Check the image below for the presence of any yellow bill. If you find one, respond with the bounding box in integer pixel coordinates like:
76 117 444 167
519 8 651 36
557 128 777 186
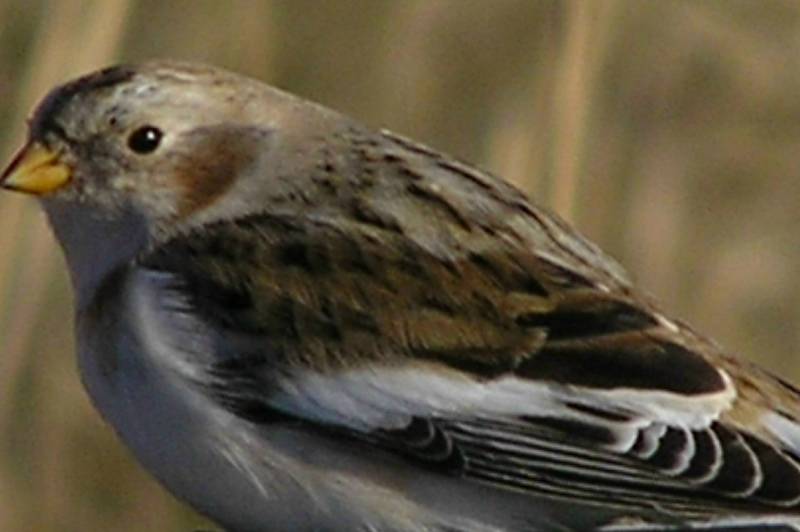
0 142 71 195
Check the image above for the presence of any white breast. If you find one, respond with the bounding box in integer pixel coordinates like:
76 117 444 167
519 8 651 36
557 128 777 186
75 269 316 531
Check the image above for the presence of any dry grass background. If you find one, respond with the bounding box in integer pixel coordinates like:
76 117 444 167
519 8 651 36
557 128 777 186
2 1 800 530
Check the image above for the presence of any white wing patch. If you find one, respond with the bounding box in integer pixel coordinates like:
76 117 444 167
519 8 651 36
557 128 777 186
268 363 737 449
763 410 800 455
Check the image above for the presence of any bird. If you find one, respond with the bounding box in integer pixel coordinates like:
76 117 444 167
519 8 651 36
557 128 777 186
2 60 800 532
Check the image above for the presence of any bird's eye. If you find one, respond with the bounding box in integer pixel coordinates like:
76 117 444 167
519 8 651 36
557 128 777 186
127 125 163 154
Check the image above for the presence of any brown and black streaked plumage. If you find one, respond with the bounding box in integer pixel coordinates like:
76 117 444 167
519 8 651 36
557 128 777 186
3 61 800 531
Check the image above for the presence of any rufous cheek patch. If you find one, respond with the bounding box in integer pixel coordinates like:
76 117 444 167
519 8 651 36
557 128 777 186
173 124 271 217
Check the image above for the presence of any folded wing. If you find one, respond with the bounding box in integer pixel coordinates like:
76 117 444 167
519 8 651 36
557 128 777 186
139 163 800 526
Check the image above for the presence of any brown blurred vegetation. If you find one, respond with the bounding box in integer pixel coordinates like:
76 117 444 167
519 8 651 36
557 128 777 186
2 1 800 530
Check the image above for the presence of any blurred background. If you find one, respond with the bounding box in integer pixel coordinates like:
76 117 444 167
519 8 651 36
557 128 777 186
2 0 800 530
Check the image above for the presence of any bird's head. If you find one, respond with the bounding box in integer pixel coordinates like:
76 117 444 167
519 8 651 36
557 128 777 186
0 61 342 300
